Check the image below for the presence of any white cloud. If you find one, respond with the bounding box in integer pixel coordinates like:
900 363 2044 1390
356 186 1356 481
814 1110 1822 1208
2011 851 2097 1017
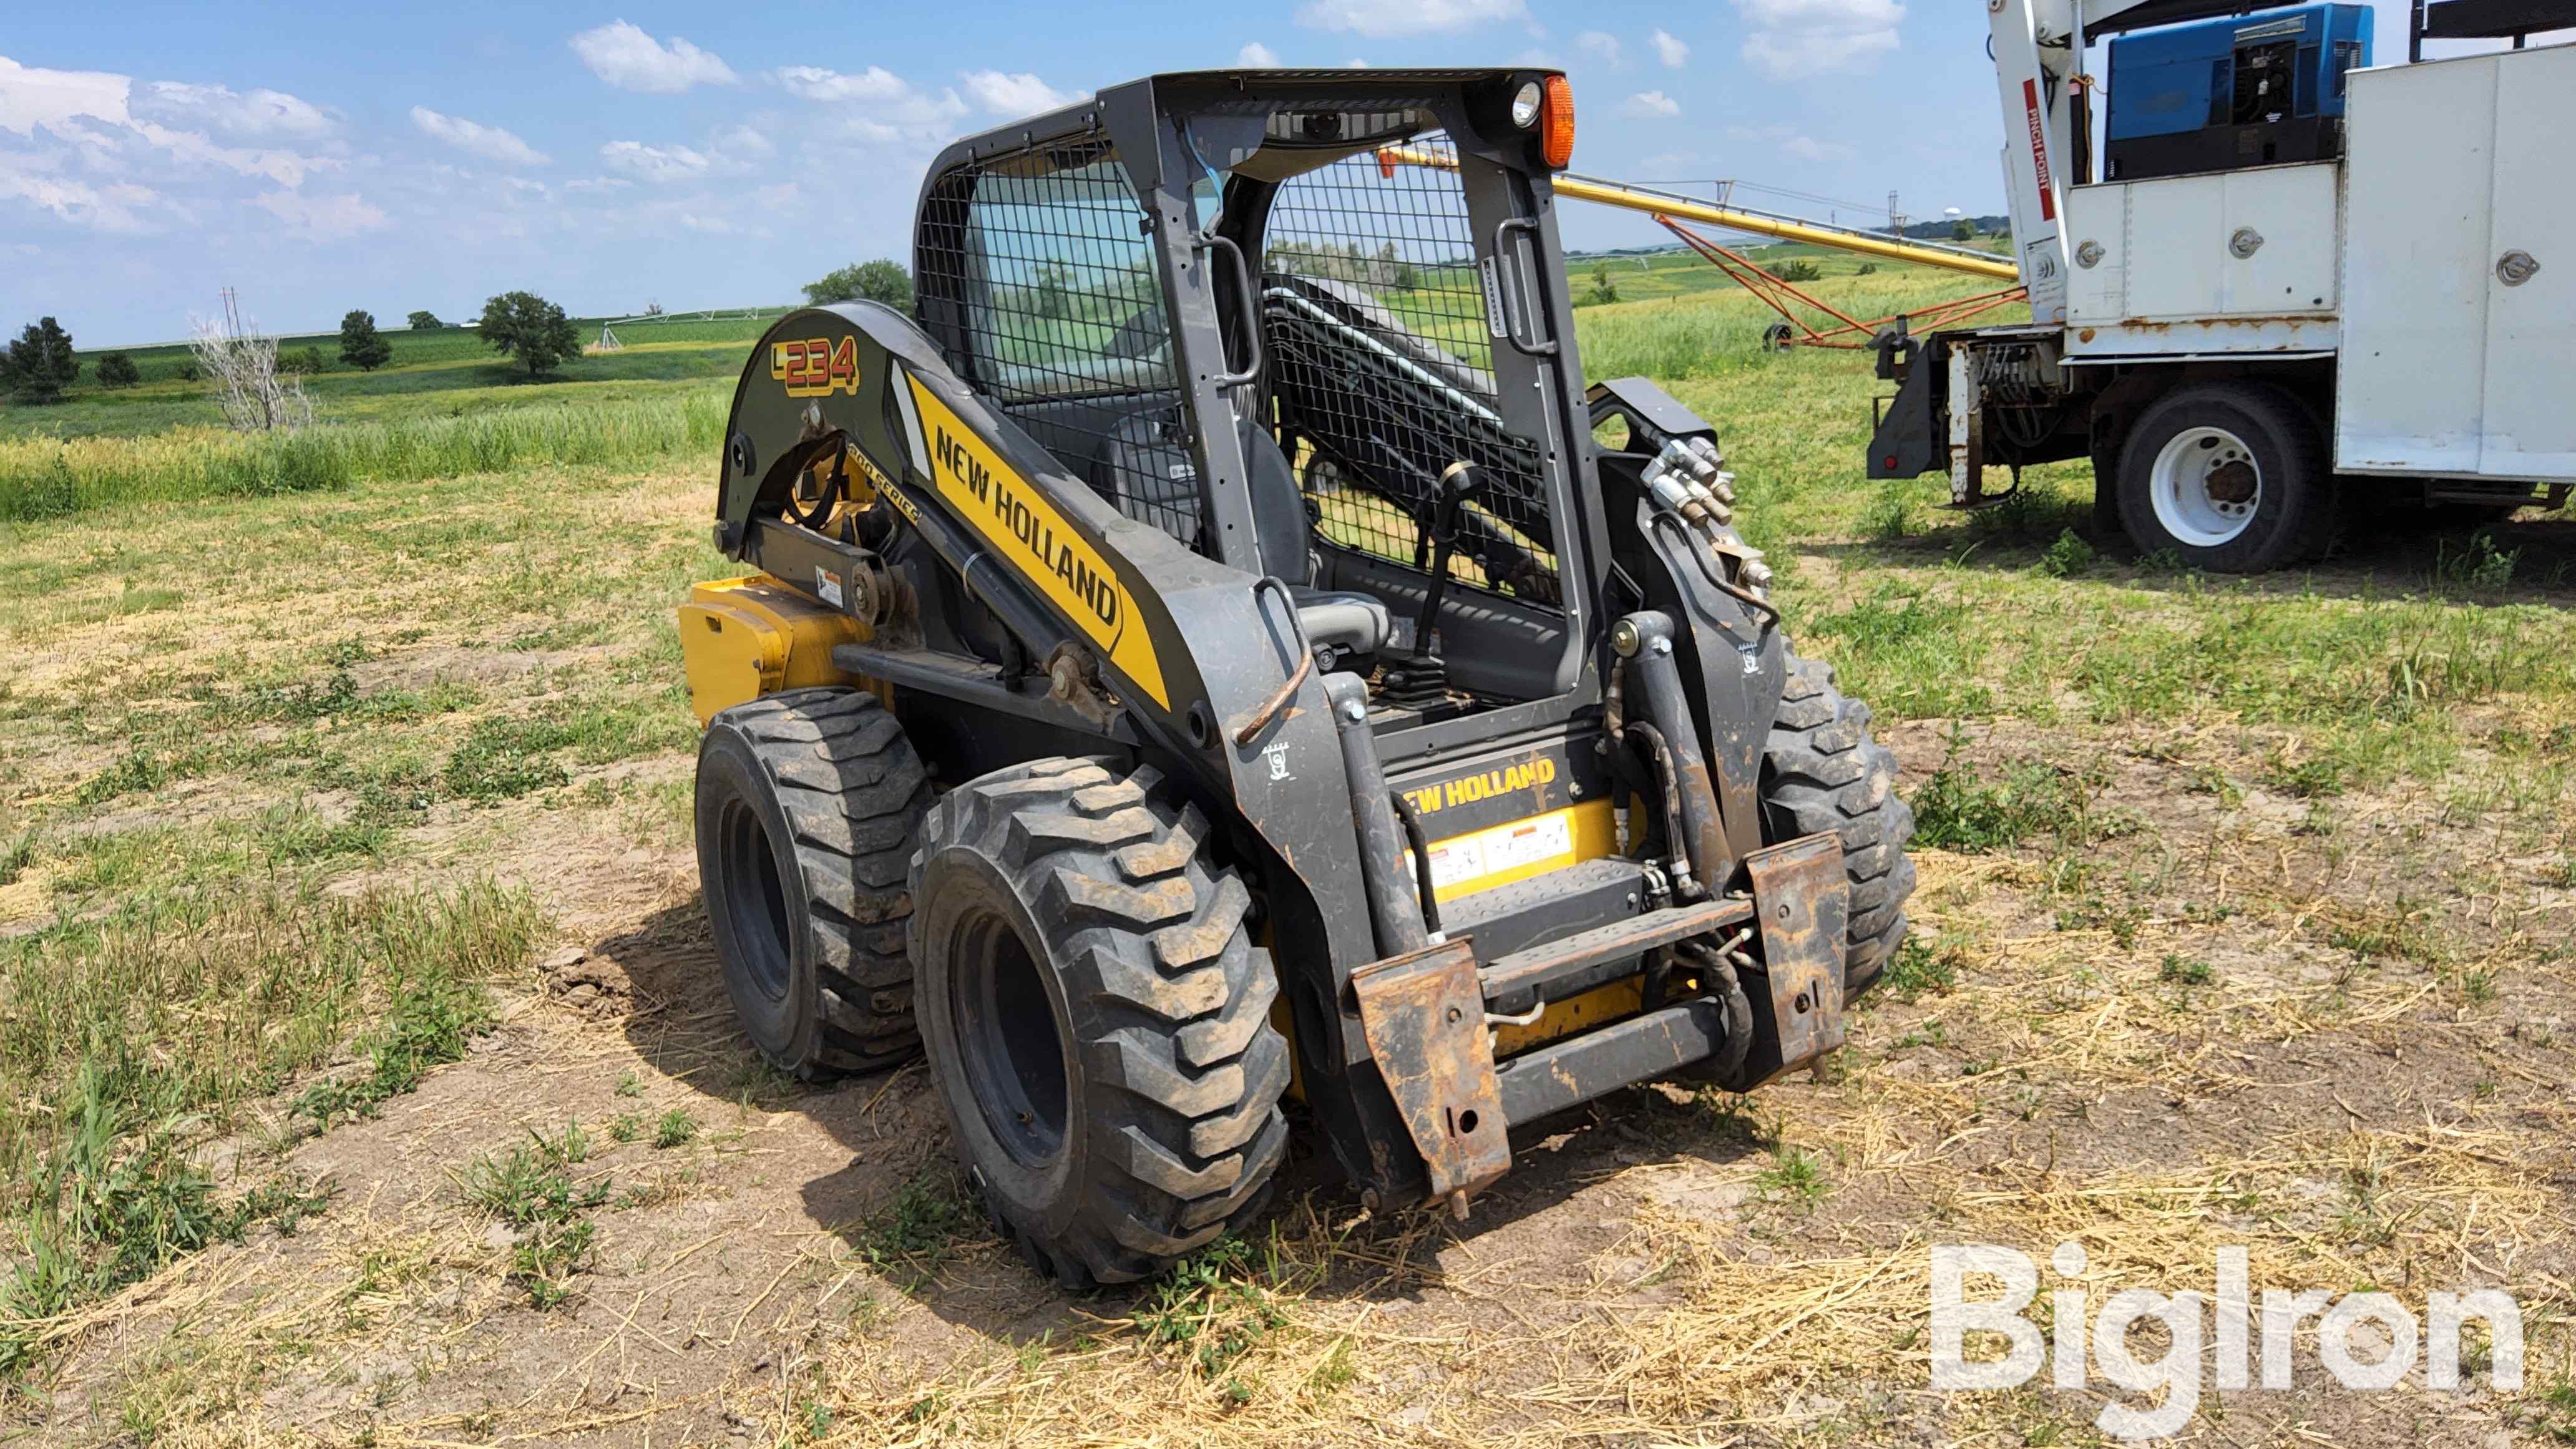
254 189 387 240
1238 42 1282 67
1732 0 1903 80
569 21 736 94
142 82 331 137
774 64 912 102
1727 122 1855 162
710 124 773 162
0 157 155 230
0 55 364 237
1297 0 1525 39
1578 31 1624 66
959 70 1076 117
1651 28 1690 67
0 54 134 139
768 66 967 142
129 119 322 186
0 58 326 187
410 105 549 167
1621 90 1681 117
599 140 711 182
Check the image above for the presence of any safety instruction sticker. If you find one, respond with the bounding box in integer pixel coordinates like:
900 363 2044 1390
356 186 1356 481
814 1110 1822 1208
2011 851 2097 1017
1415 810 1575 895
903 373 1169 709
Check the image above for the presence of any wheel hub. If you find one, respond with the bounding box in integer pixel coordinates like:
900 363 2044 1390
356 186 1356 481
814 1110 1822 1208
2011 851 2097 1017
949 910 1070 1169
714 798 791 1003
2149 426 2263 547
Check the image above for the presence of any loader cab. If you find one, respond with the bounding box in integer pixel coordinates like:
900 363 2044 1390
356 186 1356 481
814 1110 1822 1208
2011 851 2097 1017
911 69 1604 725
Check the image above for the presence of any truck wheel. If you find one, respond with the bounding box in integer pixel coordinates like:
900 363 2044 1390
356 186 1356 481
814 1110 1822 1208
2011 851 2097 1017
695 688 931 1078
910 758 1288 1286
1762 654 1917 998
2117 381 2334 573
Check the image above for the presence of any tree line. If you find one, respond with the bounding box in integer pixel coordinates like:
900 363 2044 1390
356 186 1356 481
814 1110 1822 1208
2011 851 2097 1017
5 259 928 407
0 291 602 404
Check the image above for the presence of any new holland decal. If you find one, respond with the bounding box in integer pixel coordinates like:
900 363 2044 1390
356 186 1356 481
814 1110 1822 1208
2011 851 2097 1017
772 334 860 398
1399 756 1559 818
902 373 1169 710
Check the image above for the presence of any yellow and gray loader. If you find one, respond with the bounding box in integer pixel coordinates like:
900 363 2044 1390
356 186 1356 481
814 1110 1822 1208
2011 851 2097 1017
679 67 1917 1284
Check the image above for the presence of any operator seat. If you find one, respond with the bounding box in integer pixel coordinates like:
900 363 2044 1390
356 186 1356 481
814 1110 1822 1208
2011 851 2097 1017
1239 417 1391 665
1091 407 1392 666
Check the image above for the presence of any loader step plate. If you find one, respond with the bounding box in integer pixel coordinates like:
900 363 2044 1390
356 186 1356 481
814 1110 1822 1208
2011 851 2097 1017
1349 937 1511 1208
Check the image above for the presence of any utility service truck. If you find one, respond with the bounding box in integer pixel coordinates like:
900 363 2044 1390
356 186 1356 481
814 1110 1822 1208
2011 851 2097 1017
1868 0 2574 572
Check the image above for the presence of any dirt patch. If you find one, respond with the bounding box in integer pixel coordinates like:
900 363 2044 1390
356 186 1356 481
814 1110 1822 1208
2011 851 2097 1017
17 710 2572 1446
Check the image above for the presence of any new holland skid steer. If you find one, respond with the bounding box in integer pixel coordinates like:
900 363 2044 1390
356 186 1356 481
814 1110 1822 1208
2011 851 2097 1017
679 68 1917 1285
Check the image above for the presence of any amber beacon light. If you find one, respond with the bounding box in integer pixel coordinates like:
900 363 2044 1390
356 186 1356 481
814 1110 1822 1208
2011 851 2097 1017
1539 75 1574 168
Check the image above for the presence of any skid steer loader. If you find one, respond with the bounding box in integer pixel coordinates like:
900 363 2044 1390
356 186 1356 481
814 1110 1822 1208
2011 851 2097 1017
679 67 1917 1285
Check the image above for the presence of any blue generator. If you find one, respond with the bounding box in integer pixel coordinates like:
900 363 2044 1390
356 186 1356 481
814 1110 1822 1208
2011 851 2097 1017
2105 4 2372 181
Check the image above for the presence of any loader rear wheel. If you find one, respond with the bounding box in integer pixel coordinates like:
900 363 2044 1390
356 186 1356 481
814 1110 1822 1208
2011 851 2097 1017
911 758 1289 1287
1762 653 1918 999
695 688 931 1079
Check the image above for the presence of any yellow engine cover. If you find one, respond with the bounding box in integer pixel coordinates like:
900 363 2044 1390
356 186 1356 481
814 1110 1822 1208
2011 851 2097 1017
676 575 872 724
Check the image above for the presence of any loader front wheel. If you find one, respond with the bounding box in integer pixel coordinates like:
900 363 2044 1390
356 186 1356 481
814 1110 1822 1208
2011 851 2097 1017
1762 654 1918 999
695 688 931 1079
912 758 1289 1287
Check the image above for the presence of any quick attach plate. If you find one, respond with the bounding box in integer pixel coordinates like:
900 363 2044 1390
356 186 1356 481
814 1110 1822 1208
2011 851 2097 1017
1739 832 1851 1084
1350 937 1511 1212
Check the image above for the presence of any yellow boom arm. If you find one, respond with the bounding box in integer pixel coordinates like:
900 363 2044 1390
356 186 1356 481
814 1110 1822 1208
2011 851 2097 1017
1378 147 2023 282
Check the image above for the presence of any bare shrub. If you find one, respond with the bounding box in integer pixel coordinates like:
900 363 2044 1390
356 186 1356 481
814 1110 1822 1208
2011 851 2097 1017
189 291 315 434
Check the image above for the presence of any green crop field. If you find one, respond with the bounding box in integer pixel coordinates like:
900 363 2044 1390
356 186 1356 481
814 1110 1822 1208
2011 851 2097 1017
0 250 2569 1448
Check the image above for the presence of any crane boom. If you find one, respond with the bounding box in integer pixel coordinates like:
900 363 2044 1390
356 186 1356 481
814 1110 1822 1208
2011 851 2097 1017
1986 0 2165 323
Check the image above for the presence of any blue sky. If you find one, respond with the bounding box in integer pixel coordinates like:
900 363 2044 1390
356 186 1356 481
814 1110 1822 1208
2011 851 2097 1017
0 0 2472 344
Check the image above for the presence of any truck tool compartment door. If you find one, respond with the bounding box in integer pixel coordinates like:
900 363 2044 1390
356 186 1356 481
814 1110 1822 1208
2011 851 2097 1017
2339 46 2576 481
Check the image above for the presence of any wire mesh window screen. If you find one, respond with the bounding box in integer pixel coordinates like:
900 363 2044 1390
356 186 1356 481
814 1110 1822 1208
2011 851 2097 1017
1261 136 1559 607
917 147 1206 550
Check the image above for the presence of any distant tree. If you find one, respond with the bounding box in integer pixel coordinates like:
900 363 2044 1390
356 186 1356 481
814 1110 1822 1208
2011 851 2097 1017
476 290 583 377
278 345 325 376
95 352 142 388
338 310 394 371
1 318 80 403
1033 266 1071 321
1767 259 1823 283
1584 261 1620 306
801 260 914 313
406 310 444 330
1951 218 1976 242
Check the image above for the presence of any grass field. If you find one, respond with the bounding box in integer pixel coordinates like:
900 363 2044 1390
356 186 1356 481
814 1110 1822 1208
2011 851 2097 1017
4 311 785 442
0 255 2570 1447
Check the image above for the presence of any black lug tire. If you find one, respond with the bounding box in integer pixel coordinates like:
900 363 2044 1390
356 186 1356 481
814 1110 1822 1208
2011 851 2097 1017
1762 653 1918 999
910 757 1289 1287
2116 381 2336 574
695 688 931 1079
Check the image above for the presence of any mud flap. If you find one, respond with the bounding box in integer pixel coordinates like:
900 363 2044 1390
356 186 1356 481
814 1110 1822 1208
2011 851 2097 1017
1350 937 1511 1214
1733 832 1851 1087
